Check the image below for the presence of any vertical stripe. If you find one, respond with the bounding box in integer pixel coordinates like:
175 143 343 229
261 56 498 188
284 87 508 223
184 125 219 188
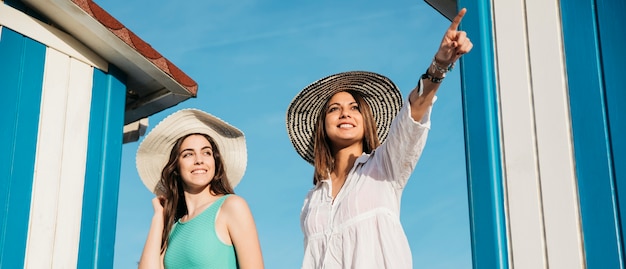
456 0 508 268
25 48 71 268
596 0 626 261
492 0 546 267
78 65 126 269
525 0 584 268
25 47 95 268
561 0 624 268
0 27 45 268
53 54 94 269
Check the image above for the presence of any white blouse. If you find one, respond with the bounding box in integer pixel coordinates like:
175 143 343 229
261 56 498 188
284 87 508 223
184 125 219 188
300 99 433 269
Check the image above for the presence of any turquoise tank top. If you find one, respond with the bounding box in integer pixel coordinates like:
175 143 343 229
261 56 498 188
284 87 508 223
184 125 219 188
163 195 238 269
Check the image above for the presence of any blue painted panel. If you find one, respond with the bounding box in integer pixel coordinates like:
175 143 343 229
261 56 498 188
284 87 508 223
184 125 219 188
0 28 45 268
77 65 126 269
596 0 626 261
455 1 508 268
560 0 624 268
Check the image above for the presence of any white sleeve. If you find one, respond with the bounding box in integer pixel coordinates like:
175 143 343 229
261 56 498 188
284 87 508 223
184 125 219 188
371 97 434 189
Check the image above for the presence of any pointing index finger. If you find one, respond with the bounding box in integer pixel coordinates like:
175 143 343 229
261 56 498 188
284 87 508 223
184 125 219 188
449 8 467 31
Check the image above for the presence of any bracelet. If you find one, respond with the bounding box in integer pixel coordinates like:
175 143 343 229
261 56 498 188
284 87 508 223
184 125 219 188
421 71 444 83
431 58 455 74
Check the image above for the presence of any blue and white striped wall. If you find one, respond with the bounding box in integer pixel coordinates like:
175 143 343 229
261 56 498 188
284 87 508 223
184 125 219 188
0 2 126 268
457 0 626 268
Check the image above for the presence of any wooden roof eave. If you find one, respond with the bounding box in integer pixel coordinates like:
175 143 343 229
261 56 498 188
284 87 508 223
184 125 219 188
20 0 199 125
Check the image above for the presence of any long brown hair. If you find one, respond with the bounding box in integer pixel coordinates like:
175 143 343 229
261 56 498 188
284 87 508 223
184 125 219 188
312 90 380 184
158 133 234 253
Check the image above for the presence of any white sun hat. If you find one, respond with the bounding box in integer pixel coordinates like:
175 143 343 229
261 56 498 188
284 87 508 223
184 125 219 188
136 109 247 194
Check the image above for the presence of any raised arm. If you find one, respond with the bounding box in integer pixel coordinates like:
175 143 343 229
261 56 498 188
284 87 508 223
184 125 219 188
409 8 473 121
138 197 166 269
223 195 264 269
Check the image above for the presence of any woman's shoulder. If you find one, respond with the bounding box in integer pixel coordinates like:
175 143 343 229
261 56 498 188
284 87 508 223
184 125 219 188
221 194 252 213
219 194 256 226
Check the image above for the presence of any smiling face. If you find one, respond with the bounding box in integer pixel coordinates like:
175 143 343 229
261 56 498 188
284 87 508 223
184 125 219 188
177 134 216 192
324 91 365 150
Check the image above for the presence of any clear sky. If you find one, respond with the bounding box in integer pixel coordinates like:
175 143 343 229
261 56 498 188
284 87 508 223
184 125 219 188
94 1 473 268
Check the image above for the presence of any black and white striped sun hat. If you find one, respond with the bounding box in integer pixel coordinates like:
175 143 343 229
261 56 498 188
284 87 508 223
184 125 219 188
286 71 403 165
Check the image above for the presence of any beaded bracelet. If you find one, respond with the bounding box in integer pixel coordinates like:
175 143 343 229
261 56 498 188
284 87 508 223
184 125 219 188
431 58 455 74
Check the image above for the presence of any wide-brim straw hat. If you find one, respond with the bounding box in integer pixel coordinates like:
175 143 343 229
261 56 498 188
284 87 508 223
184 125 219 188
286 71 403 165
136 109 247 194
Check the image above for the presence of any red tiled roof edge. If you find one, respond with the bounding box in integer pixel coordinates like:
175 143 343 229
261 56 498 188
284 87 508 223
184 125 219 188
71 0 198 95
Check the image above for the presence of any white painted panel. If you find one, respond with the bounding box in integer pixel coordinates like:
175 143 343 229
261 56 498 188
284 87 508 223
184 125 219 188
0 3 107 71
25 48 94 269
52 57 93 269
493 0 547 267
526 0 584 268
25 48 70 269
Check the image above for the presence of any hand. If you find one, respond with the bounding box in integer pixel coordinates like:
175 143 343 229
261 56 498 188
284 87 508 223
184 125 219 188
434 8 473 66
151 196 165 215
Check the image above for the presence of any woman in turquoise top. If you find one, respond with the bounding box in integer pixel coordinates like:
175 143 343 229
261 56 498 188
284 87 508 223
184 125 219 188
136 109 264 269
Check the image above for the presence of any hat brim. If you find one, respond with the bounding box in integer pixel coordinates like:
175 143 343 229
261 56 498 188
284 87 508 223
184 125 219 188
136 109 247 194
286 71 403 165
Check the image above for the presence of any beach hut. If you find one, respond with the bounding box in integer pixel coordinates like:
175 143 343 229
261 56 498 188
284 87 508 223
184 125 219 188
425 0 626 268
0 0 197 267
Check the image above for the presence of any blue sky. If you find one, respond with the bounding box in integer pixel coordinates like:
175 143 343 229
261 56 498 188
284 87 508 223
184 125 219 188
94 1 472 268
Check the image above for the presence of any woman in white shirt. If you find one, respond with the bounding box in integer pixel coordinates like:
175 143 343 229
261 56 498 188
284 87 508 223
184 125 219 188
285 8 473 269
